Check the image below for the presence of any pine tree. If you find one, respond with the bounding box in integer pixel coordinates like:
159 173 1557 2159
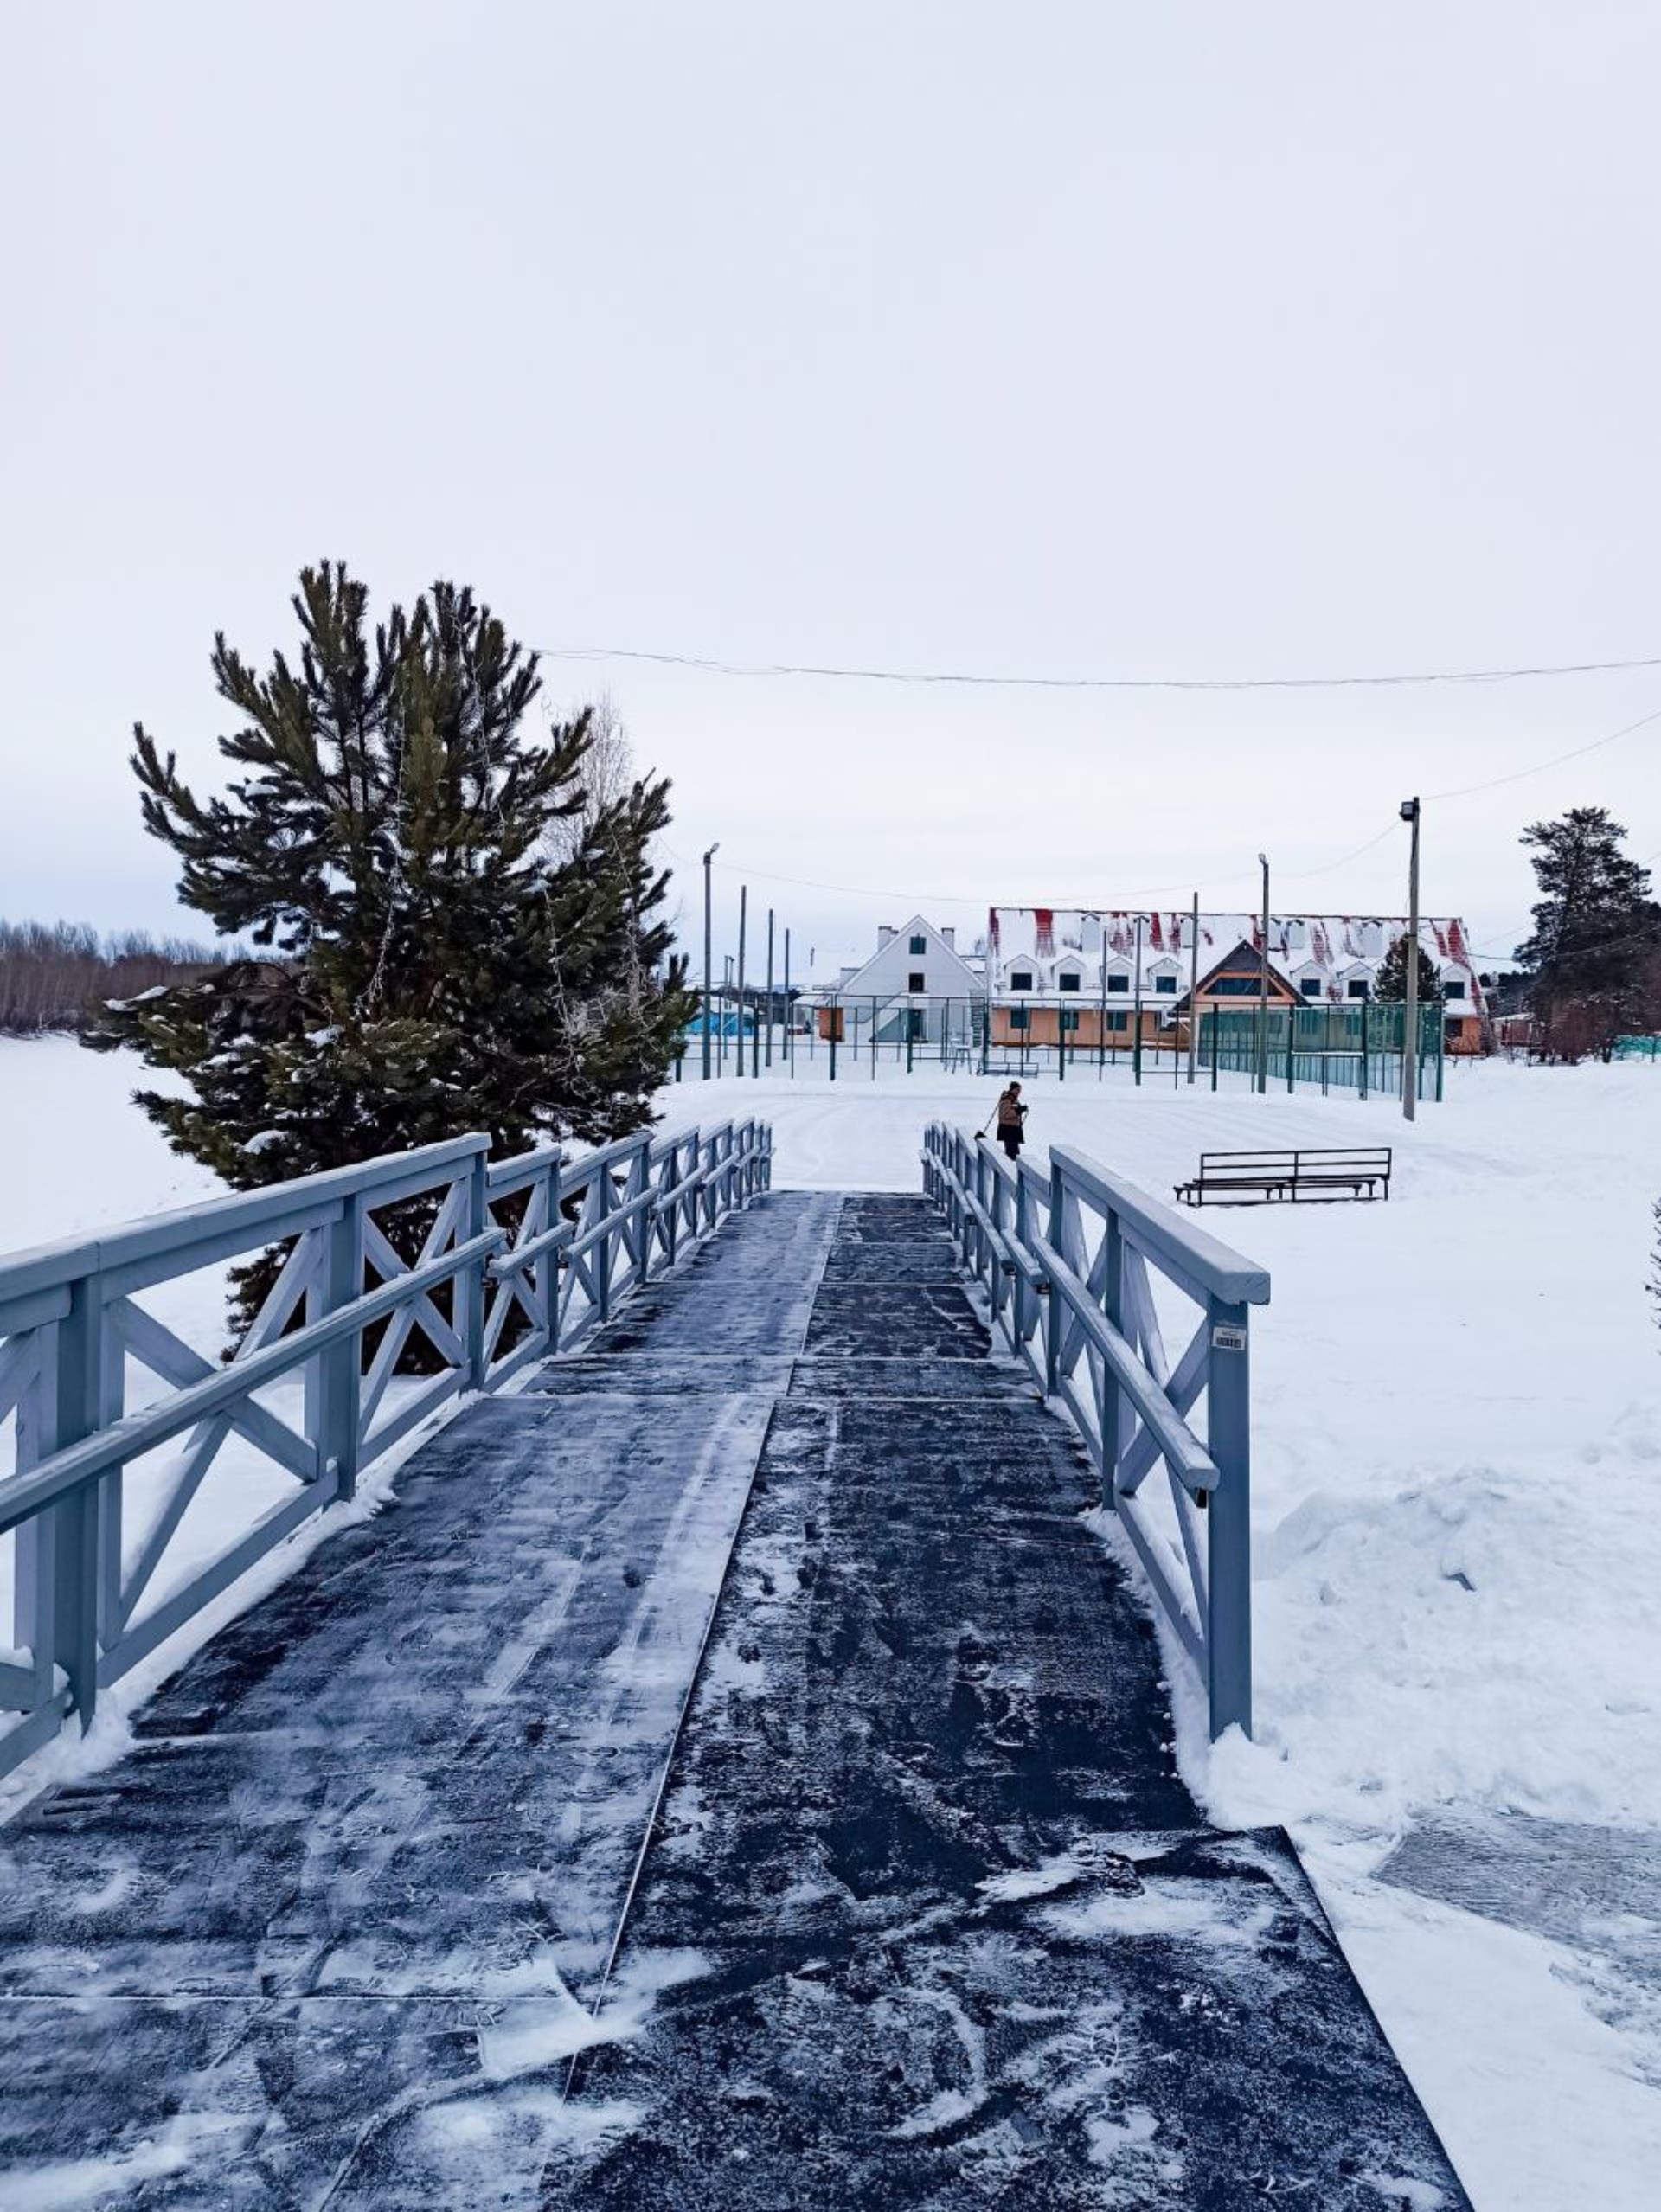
1373 933 1441 1007
90 563 692 1325
1370 932 1444 1061
1515 806 1661 1061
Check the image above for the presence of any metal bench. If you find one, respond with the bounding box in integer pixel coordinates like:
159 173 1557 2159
1175 1146 1392 1207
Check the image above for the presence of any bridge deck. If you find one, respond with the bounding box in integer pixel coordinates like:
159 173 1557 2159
0 1193 1466 2209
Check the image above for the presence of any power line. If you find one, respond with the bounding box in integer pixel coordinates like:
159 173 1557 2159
537 641 1661 694
687 820 1404 916
1424 701 1661 800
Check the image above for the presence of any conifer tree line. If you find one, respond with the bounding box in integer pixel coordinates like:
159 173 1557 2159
1514 805 1661 1060
91 563 693 1320
0 920 232 1035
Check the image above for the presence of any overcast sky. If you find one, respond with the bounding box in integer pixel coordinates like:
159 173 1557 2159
4 3 1659 979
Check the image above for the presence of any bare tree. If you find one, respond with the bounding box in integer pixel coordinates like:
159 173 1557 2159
0 919 237 1034
542 691 636 863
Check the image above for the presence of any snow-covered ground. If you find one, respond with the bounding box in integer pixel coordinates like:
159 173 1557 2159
3 1035 1660 2207
664 1054 1661 2212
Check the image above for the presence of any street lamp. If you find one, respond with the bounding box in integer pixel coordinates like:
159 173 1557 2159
702 843 719 1080
1255 853 1271 1094
1401 798 1421 1121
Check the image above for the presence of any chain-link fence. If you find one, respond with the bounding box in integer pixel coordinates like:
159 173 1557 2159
677 993 1456 1100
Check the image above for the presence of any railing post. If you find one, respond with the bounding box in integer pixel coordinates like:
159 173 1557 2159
1012 1165 1029 1345
45 1272 106 1730
1100 1202 1126 1508
459 1146 490 1390
542 1149 563 1350
974 1144 989 1282
1044 1157 1064 1395
595 1166 613 1324
314 1192 365 1501
1204 1296 1254 1738
658 1141 679 1273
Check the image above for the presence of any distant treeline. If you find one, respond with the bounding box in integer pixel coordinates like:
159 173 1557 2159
0 919 239 1035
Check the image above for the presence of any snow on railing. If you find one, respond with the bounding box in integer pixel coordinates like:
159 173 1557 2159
0 1118 772 1781
922 1122 1267 1740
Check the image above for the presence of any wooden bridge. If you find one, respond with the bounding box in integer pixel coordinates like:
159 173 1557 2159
0 1129 1469 2207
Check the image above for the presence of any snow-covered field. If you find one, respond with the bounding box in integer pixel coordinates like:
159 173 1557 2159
664 1055 1661 2211
3 1035 1660 2208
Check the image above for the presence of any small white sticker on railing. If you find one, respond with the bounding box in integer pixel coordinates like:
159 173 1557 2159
1210 1323 1247 1352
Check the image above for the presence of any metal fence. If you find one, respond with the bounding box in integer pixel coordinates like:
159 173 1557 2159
0 1118 771 1781
681 993 1453 1101
923 1121 1269 1739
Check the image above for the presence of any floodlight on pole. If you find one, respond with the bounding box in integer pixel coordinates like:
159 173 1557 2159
701 843 720 1080
1255 854 1271 1095
1401 798 1421 1122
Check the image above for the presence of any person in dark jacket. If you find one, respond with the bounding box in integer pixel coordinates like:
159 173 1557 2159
994 1081 1028 1161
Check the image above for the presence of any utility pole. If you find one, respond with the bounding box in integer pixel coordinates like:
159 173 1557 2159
1132 914 1145 1086
1401 797 1421 1121
736 884 747 1080
721 956 732 1074
1187 892 1200 1086
1255 854 1271 1095
764 908 774 1073
1096 919 1108 1075
701 843 719 1080
784 926 793 1075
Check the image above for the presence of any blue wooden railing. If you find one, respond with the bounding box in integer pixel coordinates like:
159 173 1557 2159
922 1123 1269 1740
0 1118 771 1780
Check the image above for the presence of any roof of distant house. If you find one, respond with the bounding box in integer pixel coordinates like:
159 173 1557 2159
988 907 1486 1006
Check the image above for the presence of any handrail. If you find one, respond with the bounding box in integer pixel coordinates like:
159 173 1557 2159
0 1229 508 1536
0 1112 773 1783
0 1135 487 1312
922 1119 1266 1740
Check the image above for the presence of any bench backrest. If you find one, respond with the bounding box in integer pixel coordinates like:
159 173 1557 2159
1196 1147 1392 1175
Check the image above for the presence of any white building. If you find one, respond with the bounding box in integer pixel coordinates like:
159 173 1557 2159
817 914 981 1045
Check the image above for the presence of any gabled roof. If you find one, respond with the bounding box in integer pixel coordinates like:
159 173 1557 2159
836 914 980 997
989 907 1486 1011
1172 937 1302 1011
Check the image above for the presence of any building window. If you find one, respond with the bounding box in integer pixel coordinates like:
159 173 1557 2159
1010 970 1034 991
1209 975 1264 997
908 972 925 992
1106 972 1130 993
1058 971 1081 992
1347 979 1369 1001
908 935 927 956
1154 973 1177 995
1009 1008 1029 1031
1300 978 1322 998
1061 1009 1080 1032
1106 1010 1129 1034
1443 980 1462 1001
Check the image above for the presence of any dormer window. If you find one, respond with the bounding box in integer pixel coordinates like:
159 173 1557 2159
1106 972 1130 994
1057 971 1081 992
1347 978 1370 1001
1300 977 1322 998
1154 973 1177 996
1010 970 1034 991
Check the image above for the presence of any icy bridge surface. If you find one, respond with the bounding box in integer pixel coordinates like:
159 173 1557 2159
0 1193 1467 2209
